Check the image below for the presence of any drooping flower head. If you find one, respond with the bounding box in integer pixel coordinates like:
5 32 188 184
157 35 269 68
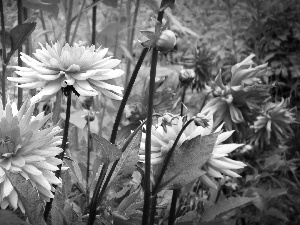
201 54 271 137
251 98 297 148
0 99 63 212
8 42 124 103
138 113 246 188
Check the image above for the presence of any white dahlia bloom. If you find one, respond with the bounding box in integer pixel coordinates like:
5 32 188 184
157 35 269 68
8 42 124 103
0 99 63 212
139 114 246 179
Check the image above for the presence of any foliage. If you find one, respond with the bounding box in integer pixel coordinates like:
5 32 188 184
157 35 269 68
0 0 299 225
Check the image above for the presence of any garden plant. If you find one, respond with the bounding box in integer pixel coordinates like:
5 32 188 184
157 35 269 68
0 0 299 224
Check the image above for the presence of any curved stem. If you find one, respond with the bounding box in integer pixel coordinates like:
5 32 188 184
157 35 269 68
152 118 195 196
0 0 7 106
86 112 92 205
44 88 72 220
87 120 146 225
110 47 149 144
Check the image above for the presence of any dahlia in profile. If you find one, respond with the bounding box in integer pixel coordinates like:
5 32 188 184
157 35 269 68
0 99 63 212
8 42 124 103
139 114 246 188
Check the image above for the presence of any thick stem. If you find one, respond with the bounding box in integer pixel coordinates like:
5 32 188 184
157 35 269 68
17 0 23 109
0 0 7 106
143 10 164 225
152 118 195 196
180 86 187 116
44 88 72 220
86 112 92 205
87 161 108 225
125 0 141 85
91 0 97 45
70 0 86 45
87 121 146 225
110 48 149 144
149 195 157 225
168 189 180 225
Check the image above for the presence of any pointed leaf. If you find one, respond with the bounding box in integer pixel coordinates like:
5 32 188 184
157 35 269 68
140 30 158 40
4 171 46 225
110 131 142 187
201 196 253 222
51 189 65 225
92 134 122 164
158 133 219 191
6 22 36 64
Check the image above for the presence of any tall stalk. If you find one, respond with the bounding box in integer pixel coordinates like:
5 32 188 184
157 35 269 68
142 10 164 225
0 0 7 106
39 10 49 43
125 0 140 85
86 112 92 205
44 88 72 220
65 0 74 43
91 0 97 45
17 0 23 109
70 0 86 45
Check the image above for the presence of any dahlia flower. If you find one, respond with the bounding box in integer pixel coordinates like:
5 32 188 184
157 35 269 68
8 42 124 103
139 114 246 182
251 98 296 147
0 99 63 212
201 54 270 134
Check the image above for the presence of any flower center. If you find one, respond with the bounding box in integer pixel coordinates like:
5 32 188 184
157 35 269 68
0 136 16 158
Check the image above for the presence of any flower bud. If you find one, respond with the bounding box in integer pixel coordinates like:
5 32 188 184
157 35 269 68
179 69 195 86
156 30 176 54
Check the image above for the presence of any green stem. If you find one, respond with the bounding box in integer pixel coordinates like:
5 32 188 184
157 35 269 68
152 118 195 196
180 86 187 116
168 189 180 225
87 121 146 225
0 0 7 106
91 0 97 45
86 112 92 205
44 88 72 220
110 47 149 144
17 0 23 109
143 10 164 225
149 195 157 225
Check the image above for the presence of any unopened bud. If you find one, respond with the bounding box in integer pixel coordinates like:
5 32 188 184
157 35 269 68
194 113 210 128
179 69 195 86
156 30 176 54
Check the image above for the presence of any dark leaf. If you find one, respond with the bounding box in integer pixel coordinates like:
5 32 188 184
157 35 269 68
140 30 158 40
0 210 27 225
5 171 46 225
110 131 142 187
6 22 36 64
139 39 156 48
157 133 218 191
160 0 175 11
92 134 122 164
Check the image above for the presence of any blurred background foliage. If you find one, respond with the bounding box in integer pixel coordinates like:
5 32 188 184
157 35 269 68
1 0 300 224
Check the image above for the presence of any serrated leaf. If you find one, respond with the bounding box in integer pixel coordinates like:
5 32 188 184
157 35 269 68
157 133 218 191
110 131 142 186
201 197 253 222
4 171 46 225
92 134 122 164
6 22 36 64
160 0 175 11
0 210 27 225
